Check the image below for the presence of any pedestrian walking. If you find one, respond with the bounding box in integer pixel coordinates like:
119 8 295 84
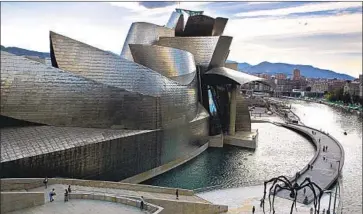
326 146 328 151
303 188 306 195
68 185 72 193
319 138 320 143
323 156 325 161
310 207 314 214
140 196 145 210
330 163 333 168
49 188 56 202
64 189 68 202
252 206 255 214
43 176 48 189
176 189 179 200
322 209 325 214
260 198 264 207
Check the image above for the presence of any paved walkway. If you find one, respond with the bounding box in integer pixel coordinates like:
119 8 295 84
21 184 210 210
274 123 344 204
8 198 145 214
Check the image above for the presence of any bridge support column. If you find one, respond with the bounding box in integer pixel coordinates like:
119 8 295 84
229 84 237 136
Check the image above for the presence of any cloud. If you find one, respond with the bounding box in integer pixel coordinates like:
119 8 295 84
236 2 361 17
139 2 176 9
1 2 361 77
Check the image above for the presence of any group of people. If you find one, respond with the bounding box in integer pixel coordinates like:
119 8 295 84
43 177 72 202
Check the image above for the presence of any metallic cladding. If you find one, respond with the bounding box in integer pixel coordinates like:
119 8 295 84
166 11 182 30
129 44 196 85
212 17 228 36
1 51 159 129
205 67 265 85
50 32 199 129
120 22 175 61
50 31 169 97
183 15 215 36
209 37 233 68
156 36 222 68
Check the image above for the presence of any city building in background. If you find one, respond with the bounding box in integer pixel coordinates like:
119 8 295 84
293 68 301 80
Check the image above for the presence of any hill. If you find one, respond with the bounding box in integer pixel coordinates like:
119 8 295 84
1 45 49 58
236 61 354 80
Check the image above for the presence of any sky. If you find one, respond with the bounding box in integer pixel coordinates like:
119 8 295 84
1 1 362 78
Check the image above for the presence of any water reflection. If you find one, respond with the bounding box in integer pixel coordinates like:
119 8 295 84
144 123 314 190
290 100 362 213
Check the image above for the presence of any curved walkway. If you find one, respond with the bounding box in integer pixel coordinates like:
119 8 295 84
274 122 344 204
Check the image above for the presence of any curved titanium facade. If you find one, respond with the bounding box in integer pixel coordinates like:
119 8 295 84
204 67 265 85
129 44 196 85
165 11 184 34
183 15 215 36
120 22 174 61
1 51 158 129
1 8 264 181
156 36 232 68
51 32 199 129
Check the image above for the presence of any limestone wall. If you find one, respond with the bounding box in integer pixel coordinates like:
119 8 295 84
1 192 44 213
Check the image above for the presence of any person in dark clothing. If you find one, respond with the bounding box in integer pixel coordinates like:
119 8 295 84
68 185 72 193
303 188 306 195
176 189 179 200
64 189 68 202
43 177 48 189
140 196 145 210
252 206 255 214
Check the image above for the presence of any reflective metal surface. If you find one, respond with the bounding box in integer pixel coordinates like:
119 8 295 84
1 51 158 129
120 22 174 61
166 11 183 32
156 36 232 68
205 67 266 85
212 18 228 36
183 15 215 37
129 44 196 85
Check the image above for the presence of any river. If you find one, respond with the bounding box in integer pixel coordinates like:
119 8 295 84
143 99 362 212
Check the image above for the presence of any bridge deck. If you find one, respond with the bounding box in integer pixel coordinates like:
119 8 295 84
275 123 344 204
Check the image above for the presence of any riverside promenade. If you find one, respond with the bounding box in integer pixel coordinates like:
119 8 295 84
272 122 344 204
1 178 227 214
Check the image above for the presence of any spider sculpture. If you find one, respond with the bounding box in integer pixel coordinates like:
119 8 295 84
261 175 324 214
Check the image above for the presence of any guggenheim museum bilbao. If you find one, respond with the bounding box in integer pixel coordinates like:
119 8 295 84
0 9 265 181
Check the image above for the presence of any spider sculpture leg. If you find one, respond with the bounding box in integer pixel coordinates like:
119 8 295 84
271 184 291 214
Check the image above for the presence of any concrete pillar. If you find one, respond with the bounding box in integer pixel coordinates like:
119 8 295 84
229 84 237 136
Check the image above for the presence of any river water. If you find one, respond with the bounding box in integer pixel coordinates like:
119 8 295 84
144 100 362 212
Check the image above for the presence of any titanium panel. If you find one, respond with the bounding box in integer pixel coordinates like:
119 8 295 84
129 44 196 85
1 51 159 129
166 11 184 34
209 36 233 68
120 22 175 61
212 17 228 36
50 32 199 128
183 15 215 36
205 67 266 86
50 31 183 97
155 36 221 68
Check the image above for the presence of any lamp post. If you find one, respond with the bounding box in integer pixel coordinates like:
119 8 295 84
333 160 341 214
